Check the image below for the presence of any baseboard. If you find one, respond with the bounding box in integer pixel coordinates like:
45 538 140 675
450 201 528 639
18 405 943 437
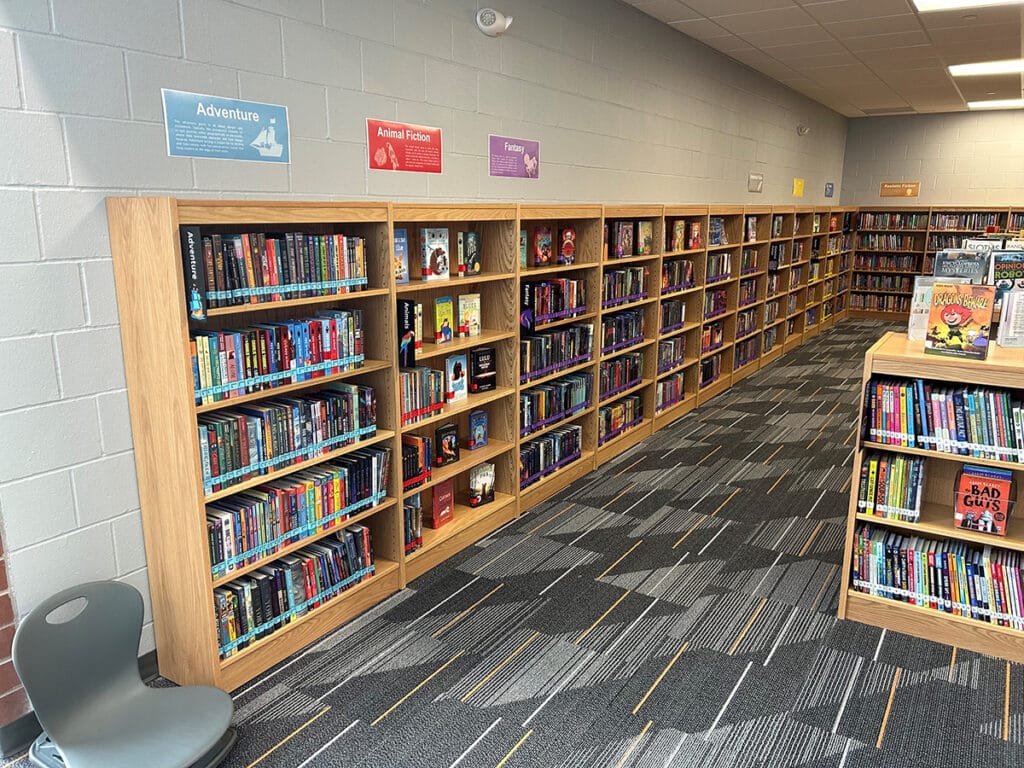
0 650 159 758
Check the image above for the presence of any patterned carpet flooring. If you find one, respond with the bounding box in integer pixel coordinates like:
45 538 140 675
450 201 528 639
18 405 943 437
13 319 1024 768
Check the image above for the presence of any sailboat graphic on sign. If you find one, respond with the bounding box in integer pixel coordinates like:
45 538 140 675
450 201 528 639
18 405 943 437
250 118 284 158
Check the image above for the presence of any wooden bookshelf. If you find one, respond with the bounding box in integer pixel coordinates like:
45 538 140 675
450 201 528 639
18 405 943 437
839 331 1024 664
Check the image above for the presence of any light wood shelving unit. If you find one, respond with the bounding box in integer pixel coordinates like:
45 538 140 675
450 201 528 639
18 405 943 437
839 331 1024 664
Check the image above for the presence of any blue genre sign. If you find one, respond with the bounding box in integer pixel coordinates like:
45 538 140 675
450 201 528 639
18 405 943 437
162 88 289 163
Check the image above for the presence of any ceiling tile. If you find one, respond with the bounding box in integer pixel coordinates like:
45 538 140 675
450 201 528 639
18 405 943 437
842 30 932 50
956 76 1022 102
628 0 703 24
739 24 833 46
799 0 915 24
682 0 797 16
823 14 922 38
710 6 816 32
918 5 1023 30
667 17 732 39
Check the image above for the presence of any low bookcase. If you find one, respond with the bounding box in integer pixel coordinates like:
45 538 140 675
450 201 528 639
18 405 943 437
840 331 1024 663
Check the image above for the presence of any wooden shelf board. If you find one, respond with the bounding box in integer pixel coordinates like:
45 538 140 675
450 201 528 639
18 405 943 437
396 272 513 293
862 441 1023 472
203 429 397 504
520 405 595 442
519 450 595 510
700 341 735 359
177 200 390 225
204 288 390 318
653 394 698 428
868 331 1024 389
697 375 732 405
519 204 602 220
534 310 597 332
211 497 399 588
733 357 760 379
522 262 601 277
602 295 658 312
597 419 653 464
663 248 706 258
660 285 703 300
415 329 517 361
855 501 1024 553
599 377 653 405
521 357 595 389
402 440 516 500
402 386 515 432
392 203 517 222
760 345 785 366
843 590 1024 665
603 253 661 265
659 321 702 341
702 308 738 323
195 359 392 414
657 356 699 379
600 337 657 361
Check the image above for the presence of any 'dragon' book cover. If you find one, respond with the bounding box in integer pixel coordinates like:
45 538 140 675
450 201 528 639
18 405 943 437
923 282 995 361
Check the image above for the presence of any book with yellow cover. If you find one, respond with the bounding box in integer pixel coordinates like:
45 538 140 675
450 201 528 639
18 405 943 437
923 282 995 361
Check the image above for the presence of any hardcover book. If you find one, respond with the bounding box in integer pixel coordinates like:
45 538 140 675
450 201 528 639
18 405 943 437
446 353 468 402
687 221 702 250
180 225 207 320
933 249 991 285
613 222 634 258
636 221 653 255
558 227 576 265
907 276 969 342
670 220 686 251
468 409 488 449
470 347 496 393
991 250 1024 307
434 423 459 467
394 227 410 284
414 301 424 350
420 227 450 281
468 462 495 508
428 478 454 529
923 282 995 360
435 296 455 343
533 227 552 267
954 465 1015 535
397 298 417 367
463 231 481 276
458 293 481 338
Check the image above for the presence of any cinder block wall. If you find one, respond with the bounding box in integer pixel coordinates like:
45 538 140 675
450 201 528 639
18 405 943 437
0 0 846 714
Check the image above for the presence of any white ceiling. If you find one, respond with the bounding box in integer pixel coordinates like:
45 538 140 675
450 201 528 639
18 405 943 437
623 0 1024 116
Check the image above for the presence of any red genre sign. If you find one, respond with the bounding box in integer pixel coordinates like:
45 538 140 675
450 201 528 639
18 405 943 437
366 118 442 174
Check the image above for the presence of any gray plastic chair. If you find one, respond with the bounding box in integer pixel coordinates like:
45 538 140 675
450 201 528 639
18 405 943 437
12 581 237 768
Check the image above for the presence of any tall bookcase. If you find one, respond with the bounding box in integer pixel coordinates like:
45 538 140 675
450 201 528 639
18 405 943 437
839 332 1024 664
107 197 857 690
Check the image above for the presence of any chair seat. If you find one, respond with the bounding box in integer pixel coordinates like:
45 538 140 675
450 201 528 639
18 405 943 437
53 686 233 768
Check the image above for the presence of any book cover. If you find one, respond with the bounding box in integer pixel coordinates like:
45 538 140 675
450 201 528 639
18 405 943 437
446 353 468 401
428 478 454 528
688 221 702 250
394 227 410 285
434 423 459 467
463 231 481 276
991 250 1024 307
414 301 423 350
519 229 527 269
745 216 757 243
954 465 1015 535
434 296 455 343
397 298 417 367
557 227 576 265
533 226 552 267
470 347 496 392
670 220 686 251
180 225 207 320
637 221 653 255
997 286 1024 347
923 283 995 360
420 227 450 281
468 409 488 449
455 231 465 277
457 293 481 338
468 462 495 507
907 276 969 342
614 222 634 258
933 249 991 285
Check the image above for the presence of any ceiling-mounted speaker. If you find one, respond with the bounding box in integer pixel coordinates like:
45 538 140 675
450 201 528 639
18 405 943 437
476 8 513 37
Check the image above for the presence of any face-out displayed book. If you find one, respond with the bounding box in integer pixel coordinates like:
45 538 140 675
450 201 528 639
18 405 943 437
923 282 995 361
996 285 1024 347
954 464 1015 536
907 276 969 342
991 250 1024 308
932 249 991 285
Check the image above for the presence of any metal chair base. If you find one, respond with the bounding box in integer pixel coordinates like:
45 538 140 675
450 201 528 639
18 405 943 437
29 728 237 768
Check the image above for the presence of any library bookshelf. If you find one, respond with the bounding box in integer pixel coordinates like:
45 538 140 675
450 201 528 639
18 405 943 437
108 197 860 689
839 331 1024 664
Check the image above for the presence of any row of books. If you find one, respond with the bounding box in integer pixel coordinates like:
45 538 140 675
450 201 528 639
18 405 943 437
766 273 782 297
398 367 444 426
699 353 723 387
763 325 780 354
864 377 1024 463
656 371 686 411
768 242 787 269
701 321 725 353
854 254 918 272
197 385 376 493
857 212 928 230
662 258 695 292
207 447 390 576
852 523 1024 628
181 228 367 317
396 227 481 283
857 452 925 522
736 308 758 339
524 226 576 268
606 220 655 258
739 277 758 307
667 219 702 252
852 275 913 292
765 299 781 325
401 433 432 490
660 300 686 333
929 234 970 251
520 373 592 437
657 337 686 374
601 309 645 354
771 215 785 239
521 279 587 330
740 248 758 274
404 494 423 554
930 212 1001 230
709 217 729 247
600 352 643 400
215 527 375 658
598 395 643 445
521 324 594 384
707 252 732 283
735 337 758 368
704 289 728 319
396 296 481 367
851 294 910 312
191 312 366 405
520 424 583 488
602 266 649 308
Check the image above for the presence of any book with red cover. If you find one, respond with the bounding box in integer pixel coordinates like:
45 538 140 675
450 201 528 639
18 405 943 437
428 478 454 529
954 465 1015 535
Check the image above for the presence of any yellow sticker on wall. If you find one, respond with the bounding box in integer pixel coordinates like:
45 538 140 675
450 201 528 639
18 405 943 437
792 178 805 197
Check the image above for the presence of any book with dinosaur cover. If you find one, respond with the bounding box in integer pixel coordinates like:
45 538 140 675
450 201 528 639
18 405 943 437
923 282 995 361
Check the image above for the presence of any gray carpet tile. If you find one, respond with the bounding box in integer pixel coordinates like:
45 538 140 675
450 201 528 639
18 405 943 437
10 319 1024 768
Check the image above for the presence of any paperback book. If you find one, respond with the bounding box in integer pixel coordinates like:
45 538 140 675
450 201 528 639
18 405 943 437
429 479 454 528
468 409 488 449
434 423 459 467
636 221 653 255
458 293 481 337
397 298 417 367
954 464 1015 535
446 353 468 402
558 227 576 265
420 227 450 281
470 347 496 392
519 229 528 269
394 227 410 284
997 286 1024 347
907 276 968 342
435 296 455 343
468 462 496 508
923 282 995 360
991 250 1024 308
459 231 481 276
533 227 552 267
933 249 991 285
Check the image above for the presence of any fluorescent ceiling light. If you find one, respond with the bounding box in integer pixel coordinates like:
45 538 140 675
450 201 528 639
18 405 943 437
949 59 1024 76
913 0 1024 11
967 98 1024 109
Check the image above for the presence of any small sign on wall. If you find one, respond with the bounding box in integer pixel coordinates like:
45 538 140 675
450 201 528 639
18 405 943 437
162 89 290 163
825 182 834 198
366 118 442 174
747 172 764 193
489 134 539 178
880 181 920 198
793 178 805 197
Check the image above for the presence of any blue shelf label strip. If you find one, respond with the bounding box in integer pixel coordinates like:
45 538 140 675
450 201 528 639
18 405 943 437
195 354 365 399
206 277 368 303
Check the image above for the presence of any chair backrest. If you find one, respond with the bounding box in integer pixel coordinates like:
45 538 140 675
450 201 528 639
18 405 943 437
12 581 147 734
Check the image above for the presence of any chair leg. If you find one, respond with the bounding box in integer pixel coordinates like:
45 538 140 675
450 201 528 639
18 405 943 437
28 732 66 768
189 728 237 768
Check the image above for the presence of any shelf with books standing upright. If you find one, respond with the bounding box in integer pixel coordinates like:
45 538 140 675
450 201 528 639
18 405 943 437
923 207 1008 275
762 206 794 367
654 205 707 430
850 207 930 320
518 205 603 511
832 206 856 322
107 198 403 690
803 206 832 339
840 331 1024 664
1010 208 1024 233
784 207 815 353
391 204 519 581
597 205 662 463
734 205 771 383
698 206 743 402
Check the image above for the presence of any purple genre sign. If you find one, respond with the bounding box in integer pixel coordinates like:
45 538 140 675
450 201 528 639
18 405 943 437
489 134 539 178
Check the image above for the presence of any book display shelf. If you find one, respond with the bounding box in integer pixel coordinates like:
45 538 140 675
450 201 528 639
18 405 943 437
107 197 862 690
840 332 1024 664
